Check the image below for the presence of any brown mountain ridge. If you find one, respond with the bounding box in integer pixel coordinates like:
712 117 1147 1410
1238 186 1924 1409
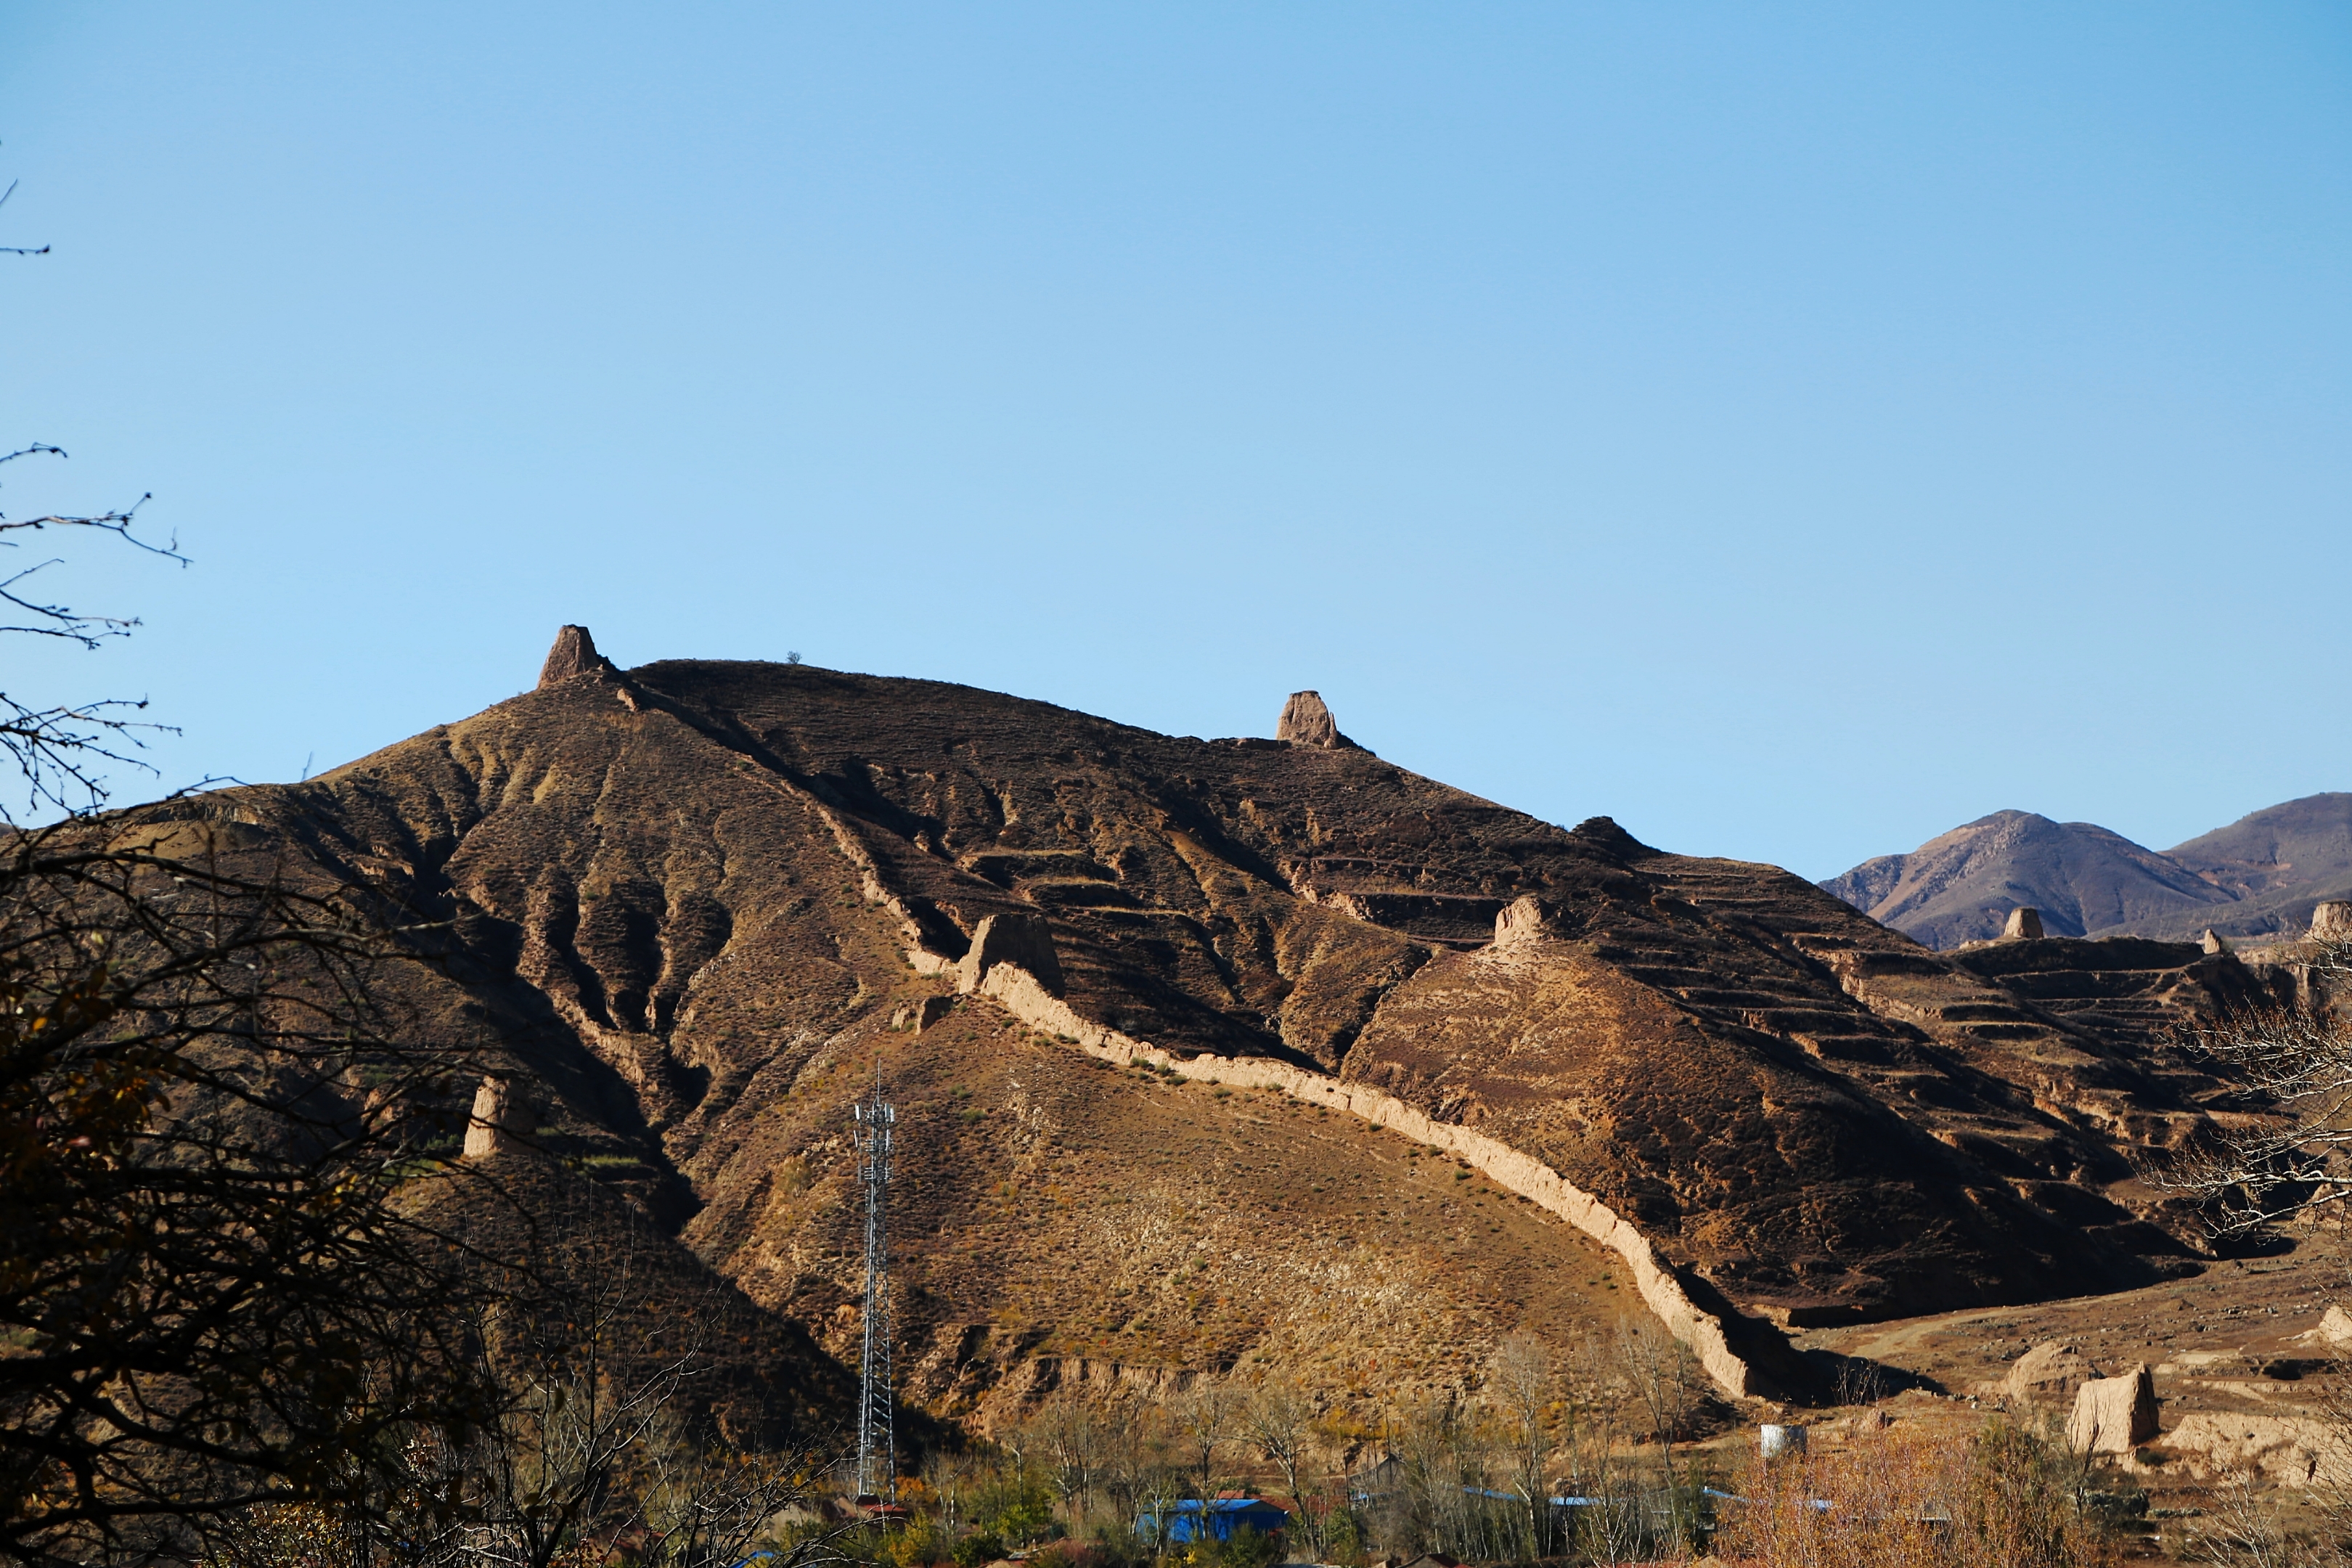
1825 798 2352 949
131 631 2289 1417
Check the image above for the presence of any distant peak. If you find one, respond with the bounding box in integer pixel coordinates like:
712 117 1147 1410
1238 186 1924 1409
539 624 616 687
1959 809 2059 834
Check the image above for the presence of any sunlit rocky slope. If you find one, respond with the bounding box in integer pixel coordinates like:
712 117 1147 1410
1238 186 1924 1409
146 630 2287 1417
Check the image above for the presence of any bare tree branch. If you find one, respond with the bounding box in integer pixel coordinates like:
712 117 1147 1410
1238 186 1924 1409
0 180 50 256
2145 938 2352 1233
0 443 186 820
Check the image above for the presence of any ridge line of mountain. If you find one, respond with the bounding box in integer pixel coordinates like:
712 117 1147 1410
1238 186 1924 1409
1822 798 2352 950
148 632 2301 1426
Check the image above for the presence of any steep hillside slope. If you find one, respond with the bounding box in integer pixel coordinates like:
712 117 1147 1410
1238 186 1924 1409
1818 811 2233 948
135 632 2284 1417
2150 794 2352 942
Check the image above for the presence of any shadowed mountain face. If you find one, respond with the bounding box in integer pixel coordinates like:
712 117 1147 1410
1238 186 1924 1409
1819 812 2235 949
138 645 2284 1418
1825 798 2352 948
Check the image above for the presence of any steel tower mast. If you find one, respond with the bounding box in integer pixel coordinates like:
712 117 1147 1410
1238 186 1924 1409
852 1066 897 1503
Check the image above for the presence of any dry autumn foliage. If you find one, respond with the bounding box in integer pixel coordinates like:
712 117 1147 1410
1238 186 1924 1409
1712 1421 2114 1568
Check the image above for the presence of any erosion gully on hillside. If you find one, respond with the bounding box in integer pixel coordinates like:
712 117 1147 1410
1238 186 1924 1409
123 629 2302 1428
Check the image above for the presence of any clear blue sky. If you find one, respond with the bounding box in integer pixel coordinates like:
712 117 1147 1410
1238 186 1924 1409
3 4 2345 880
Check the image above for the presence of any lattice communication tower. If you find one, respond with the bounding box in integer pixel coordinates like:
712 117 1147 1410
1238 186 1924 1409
852 1068 897 1503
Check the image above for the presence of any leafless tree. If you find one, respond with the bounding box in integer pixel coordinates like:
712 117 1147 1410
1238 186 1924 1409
0 242 503 1562
1170 1381 1235 1505
2 166 183 820
0 173 50 256
1484 1334 1555 1557
0 807 508 1565
2131 949 2352 1561
1612 1315 1700 1464
2156 939 2352 1232
1241 1382 1317 1551
1110 1399 1186 1549
1565 1446 1650 1568
1240 1379 1312 1519
1376 1393 1532 1563
0 441 180 822
1029 1395 1102 1531
444 1261 841 1568
2177 1470 2315 1568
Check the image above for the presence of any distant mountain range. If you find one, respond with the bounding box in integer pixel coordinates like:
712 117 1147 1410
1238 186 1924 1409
1821 793 2352 950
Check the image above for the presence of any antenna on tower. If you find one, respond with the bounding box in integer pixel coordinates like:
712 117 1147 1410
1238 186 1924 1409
852 1061 897 1504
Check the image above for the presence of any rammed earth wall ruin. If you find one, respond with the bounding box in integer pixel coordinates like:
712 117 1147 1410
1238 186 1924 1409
958 955 1773 1401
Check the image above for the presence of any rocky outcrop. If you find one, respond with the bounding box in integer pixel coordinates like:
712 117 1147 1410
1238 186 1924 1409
1493 895 1554 947
1276 690 1349 748
957 912 1064 997
1990 1341 2094 1408
461 1074 538 1160
2155 1413 2352 1487
2069 1364 2157 1453
2314 901 2352 942
538 624 616 687
889 996 955 1033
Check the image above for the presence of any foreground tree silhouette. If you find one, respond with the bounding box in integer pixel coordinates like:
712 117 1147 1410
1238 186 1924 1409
0 433 500 1561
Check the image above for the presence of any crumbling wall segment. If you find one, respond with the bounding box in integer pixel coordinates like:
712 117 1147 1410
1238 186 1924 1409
969 958 1779 1402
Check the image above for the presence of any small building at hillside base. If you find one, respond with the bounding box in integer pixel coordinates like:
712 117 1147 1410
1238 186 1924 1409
1138 1498 1291 1543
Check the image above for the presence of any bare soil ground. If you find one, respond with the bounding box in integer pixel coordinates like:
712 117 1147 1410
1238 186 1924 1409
1786 1231 2352 1554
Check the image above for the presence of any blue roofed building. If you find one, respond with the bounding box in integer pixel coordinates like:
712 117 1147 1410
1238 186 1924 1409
1138 1498 1291 1543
